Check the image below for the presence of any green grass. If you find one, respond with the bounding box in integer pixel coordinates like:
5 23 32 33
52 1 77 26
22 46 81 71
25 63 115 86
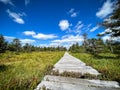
0 51 64 90
71 52 120 83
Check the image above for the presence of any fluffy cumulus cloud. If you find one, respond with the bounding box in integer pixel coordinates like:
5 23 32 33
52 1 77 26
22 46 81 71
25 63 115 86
4 36 15 42
49 43 60 47
39 42 72 49
59 20 70 31
6 9 25 24
68 8 78 17
23 30 57 40
90 26 99 32
4 36 35 44
52 34 83 43
58 20 84 34
39 43 60 48
33 33 57 40
96 0 116 18
0 0 14 6
20 39 35 44
51 34 83 49
39 44 49 47
23 31 36 36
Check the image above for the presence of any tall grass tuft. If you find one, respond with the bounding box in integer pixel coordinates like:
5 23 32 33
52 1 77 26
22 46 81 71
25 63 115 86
71 53 120 83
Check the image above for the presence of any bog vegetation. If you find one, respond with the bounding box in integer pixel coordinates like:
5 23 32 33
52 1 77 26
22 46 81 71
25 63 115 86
0 51 64 90
71 53 120 83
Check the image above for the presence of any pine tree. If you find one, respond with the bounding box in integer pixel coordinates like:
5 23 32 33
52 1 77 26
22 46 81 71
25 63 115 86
23 43 31 52
100 0 120 37
0 35 7 53
82 33 89 52
12 38 21 53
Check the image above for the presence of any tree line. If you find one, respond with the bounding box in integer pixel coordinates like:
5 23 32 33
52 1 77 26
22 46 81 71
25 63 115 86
0 35 66 53
69 33 120 54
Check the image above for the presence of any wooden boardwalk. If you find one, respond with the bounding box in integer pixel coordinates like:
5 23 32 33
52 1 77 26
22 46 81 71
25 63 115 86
35 52 120 90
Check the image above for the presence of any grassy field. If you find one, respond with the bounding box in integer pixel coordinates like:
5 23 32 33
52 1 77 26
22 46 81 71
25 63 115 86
0 51 64 90
71 53 120 83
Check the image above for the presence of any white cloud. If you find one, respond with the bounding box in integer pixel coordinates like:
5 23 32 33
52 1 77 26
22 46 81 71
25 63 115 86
59 20 70 31
68 8 78 17
39 43 60 47
96 0 116 18
52 34 83 43
4 36 35 44
102 35 110 41
85 24 92 31
102 35 120 42
75 21 82 28
6 9 25 24
99 28 112 35
4 36 15 42
33 33 57 40
20 39 35 44
49 43 59 47
69 8 74 13
51 34 83 49
39 44 49 47
60 20 84 34
71 12 77 17
104 18 118 24
74 21 84 33
23 31 57 40
87 24 92 28
62 43 73 50
25 0 30 6
0 0 14 6
90 26 99 32
50 42 73 49
23 31 36 36
113 26 120 30
99 31 105 35
105 28 112 33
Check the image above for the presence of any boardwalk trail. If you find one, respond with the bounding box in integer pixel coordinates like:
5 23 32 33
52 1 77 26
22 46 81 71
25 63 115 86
35 52 120 90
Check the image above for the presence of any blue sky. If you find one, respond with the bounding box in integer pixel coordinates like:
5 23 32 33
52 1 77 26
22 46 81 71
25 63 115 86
0 0 117 48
